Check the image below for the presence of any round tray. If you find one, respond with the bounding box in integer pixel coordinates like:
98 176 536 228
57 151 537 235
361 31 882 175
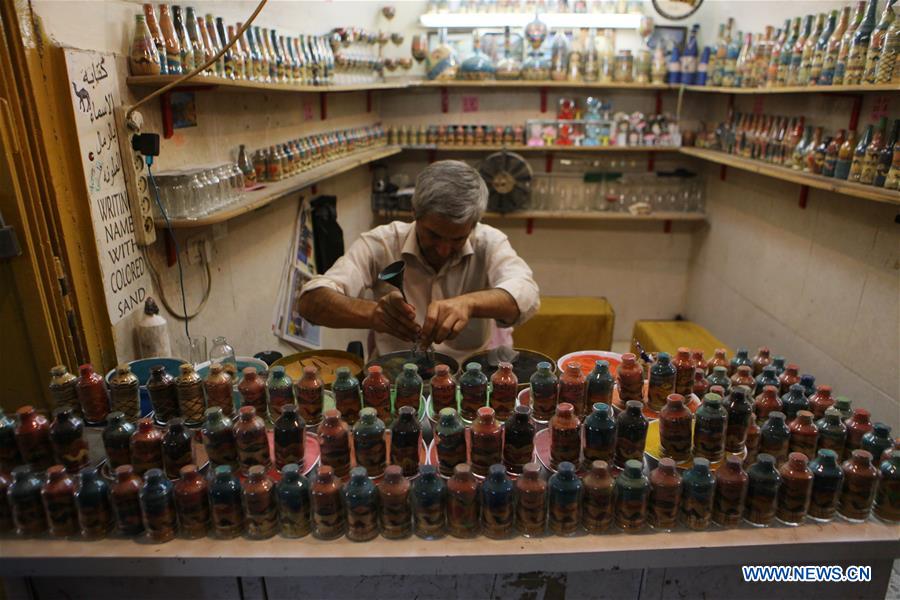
557 350 623 377
457 347 555 391
611 382 701 420
533 427 589 476
236 430 320 484
643 419 745 471
273 350 365 388
367 350 459 384
347 431 428 481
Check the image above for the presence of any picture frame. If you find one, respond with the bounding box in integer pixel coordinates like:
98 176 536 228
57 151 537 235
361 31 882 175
647 25 688 52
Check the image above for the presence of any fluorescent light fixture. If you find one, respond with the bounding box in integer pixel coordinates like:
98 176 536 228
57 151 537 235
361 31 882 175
419 12 643 30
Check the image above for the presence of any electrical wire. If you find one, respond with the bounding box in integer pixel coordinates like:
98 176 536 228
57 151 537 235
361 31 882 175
143 242 212 321
125 0 269 122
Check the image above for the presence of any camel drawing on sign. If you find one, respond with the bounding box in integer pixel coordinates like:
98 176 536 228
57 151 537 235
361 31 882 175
72 83 90 112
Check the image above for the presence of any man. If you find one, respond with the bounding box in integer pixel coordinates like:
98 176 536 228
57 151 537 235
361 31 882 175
298 160 540 361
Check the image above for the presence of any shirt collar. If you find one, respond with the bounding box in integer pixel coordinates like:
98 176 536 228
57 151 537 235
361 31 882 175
402 221 476 272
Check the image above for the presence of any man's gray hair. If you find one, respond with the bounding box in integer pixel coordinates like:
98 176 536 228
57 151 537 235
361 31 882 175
412 160 488 225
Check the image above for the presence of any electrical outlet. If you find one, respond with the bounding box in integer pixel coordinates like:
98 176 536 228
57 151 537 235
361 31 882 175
113 107 156 246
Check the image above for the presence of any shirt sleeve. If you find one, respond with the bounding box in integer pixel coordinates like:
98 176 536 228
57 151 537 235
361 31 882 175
484 231 541 328
300 232 380 299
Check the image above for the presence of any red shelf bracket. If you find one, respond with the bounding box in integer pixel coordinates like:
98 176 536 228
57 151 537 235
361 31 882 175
526 218 534 235
160 92 174 140
366 90 373 113
655 90 663 115
540 87 548 113
719 164 728 181
164 228 176 267
848 95 863 132
663 219 672 234
798 185 809 209
647 154 655 172
545 152 554 173
427 149 437 164
320 92 327 120
440 86 449 113
311 184 318 195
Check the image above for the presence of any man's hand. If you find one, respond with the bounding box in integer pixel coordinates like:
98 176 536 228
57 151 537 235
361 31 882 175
421 297 473 345
371 291 419 342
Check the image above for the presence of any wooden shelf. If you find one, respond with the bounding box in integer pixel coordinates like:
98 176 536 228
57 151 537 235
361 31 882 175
127 74 414 94
376 209 706 222
679 147 900 206
681 83 900 95
157 146 402 229
401 144 679 153
417 80 671 90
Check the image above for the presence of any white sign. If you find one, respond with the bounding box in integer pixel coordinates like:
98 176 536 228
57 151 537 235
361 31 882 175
65 49 151 325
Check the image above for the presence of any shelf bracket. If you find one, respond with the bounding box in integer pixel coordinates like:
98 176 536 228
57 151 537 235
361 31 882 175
848 95 862 132
545 152 554 173
719 164 727 181
655 90 663 114
526 218 534 235
366 90 373 113
540 87 548 113
160 92 174 140
663 219 672 234
320 92 328 120
427 149 437 164
647 153 655 172
798 185 809 209
311 184 318 195
164 228 177 267
440 86 449 113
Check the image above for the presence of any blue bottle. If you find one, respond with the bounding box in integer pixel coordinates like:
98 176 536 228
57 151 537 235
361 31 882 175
680 24 700 85
548 462 582 536
481 464 515 539
667 45 682 84
277 463 310 538
696 46 711 86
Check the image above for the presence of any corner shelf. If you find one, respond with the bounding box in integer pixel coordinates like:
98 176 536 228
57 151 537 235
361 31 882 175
416 80 671 90
376 209 706 222
156 145 402 229
679 147 900 206
126 74 413 94
401 144 679 153
680 83 899 95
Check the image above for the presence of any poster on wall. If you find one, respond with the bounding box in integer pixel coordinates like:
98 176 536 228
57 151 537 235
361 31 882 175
273 198 321 348
64 49 151 325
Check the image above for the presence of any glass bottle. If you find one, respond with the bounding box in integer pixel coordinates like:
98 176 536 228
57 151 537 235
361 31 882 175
874 450 900 523
318 408 351 478
797 13 825 84
860 119 887 185
143 3 167 75
835 130 859 179
558 362 586 418
771 356 787 376
760 411 791 466
140 468 176 542
823 4 858 84
395 363 423 414
200 406 237 470
161 417 193 479
234 405 270 474
390 405 421 478
171 5 194 72
76 364 109 425
681 458 715 530
548 402 580 470
744 419 762 468
712 455 749 527
480 463 514 539
848 124 874 182
809 10 838 84
130 417 164 476
158 4 182 74
529 361 559 422
775 452 813 526
209 465 244 538
489 362 518 421
722 387 752 453
875 119 899 187
242 465 278 539
845 408 874 457
197 16 218 75
429 364 457 414
844 0 880 85
0 408 20 474
277 463 311 538
615 400 648 468
808 385 834 419
344 466 379 542
460 362 489 422
615 459 649 532
173 464 209 538
175 363 204 426
548 462 582 536
862 422 894 459
754 366 780 396
744 454 781 527
412 465 446 539
707 365 731 396
236 367 266 416
808 449 844 522
447 463 481 538
378 464 412 539
9 466 46 535
574 459 613 535
789 410 819 460
690 369 709 399
110 464 144 536
353 407 386 478
101 412 135 470
648 458 682 532
362 365 392 424
549 30 569 81
816 407 848 457
834 397 854 421
731 365 755 392
586 360 614 407
274 404 305 470
294 366 323 426
49 406 88 473
875 10 900 84
615 353 642 405
668 348 693 397
583 402 616 468
838 449 879 522
332 367 361 426
659 394 692 462
647 352 676 412
310 465 346 539
147 365 179 425
693 393 727 463
775 363 799 395
41 465 78 537
786 15 812 85
754 385 783 425
707 348 729 375
203 363 234 418
48 365 79 414
188 9 212 75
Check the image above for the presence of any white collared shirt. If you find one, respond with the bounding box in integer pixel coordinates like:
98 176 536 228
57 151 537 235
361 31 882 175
300 220 540 361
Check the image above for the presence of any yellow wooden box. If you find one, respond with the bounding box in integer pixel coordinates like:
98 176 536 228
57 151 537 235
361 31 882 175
630 320 732 359
513 296 614 362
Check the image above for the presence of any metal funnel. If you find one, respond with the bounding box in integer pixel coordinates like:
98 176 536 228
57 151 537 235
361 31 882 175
378 260 408 302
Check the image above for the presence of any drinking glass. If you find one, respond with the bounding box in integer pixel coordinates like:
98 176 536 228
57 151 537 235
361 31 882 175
189 335 207 366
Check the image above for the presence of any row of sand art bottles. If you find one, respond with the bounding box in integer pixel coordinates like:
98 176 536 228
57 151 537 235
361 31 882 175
128 3 336 85
6 447 898 542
